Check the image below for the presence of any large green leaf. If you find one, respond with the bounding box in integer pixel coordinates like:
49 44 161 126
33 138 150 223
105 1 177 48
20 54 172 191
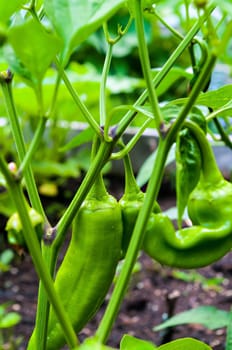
168 85 232 110
157 338 212 350
44 0 125 64
0 0 26 22
120 334 157 350
8 18 61 83
154 306 230 331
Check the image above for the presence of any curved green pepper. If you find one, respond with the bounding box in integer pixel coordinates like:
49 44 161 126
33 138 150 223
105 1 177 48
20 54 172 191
143 213 232 268
187 121 232 230
44 174 122 349
143 122 232 268
119 150 160 258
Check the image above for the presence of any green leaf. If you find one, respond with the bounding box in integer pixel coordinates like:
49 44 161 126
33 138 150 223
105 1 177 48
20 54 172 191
154 306 230 331
44 0 125 64
32 158 81 178
120 334 157 349
0 0 26 22
176 129 201 227
136 144 176 187
168 85 232 110
59 127 94 152
8 18 61 83
157 338 212 350
0 311 21 328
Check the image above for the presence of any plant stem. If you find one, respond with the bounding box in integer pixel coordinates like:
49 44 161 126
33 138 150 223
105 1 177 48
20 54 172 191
100 42 113 136
0 157 79 349
116 4 215 138
54 139 114 251
133 0 163 133
95 50 217 346
54 57 102 138
0 71 47 221
18 116 47 175
111 118 152 160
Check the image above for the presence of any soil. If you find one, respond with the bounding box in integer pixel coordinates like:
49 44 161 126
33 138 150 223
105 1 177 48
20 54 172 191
1 178 232 350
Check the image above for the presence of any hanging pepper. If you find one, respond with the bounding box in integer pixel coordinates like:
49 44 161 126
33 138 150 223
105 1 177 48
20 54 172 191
143 122 232 268
119 149 160 258
43 172 123 350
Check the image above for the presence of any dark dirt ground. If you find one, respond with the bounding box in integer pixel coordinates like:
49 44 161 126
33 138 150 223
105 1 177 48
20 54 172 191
1 178 232 350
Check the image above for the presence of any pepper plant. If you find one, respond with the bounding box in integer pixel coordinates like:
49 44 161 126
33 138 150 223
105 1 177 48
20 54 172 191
0 0 232 349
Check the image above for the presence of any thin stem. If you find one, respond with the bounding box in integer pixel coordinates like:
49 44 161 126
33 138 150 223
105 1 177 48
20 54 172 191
111 118 152 160
153 8 183 40
0 157 79 350
18 116 47 175
100 42 113 133
0 71 47 221
54 57 102 138
115 4 215 139
133 0 163 133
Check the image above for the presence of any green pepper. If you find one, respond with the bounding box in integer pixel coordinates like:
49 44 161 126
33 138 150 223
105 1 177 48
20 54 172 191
143 213 232 268
6 207 43 249
187 122 232 230
143 122 232 268
119 150 160 258
44 173 123 350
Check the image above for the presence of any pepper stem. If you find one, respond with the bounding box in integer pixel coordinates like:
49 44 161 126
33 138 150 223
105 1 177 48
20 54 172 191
184 120 223 183
119 141 141 198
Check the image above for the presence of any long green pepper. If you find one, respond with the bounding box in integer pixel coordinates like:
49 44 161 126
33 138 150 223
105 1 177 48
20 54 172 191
143 123 232 268
28 173 122 350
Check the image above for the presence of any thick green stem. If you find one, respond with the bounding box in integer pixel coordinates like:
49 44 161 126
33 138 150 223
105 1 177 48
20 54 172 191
133 0 163 133
0 72 47 221
0 157 79 349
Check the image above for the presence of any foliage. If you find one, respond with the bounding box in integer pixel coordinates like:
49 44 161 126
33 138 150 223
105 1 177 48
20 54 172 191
0 0 231 349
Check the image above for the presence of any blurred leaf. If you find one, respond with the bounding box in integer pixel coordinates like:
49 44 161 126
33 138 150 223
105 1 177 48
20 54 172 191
0 249 14 272
157 338 212 350
32 158 81 178
8 18 61 84
0 0 26 22
213 0 232 14
120 334 157 349
0 311 21 328
154 306 230 331
0 191 15 217
59 127 94 152
44 0 125 63
3 45 34 85
136 144 176 187
169 85 232 109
